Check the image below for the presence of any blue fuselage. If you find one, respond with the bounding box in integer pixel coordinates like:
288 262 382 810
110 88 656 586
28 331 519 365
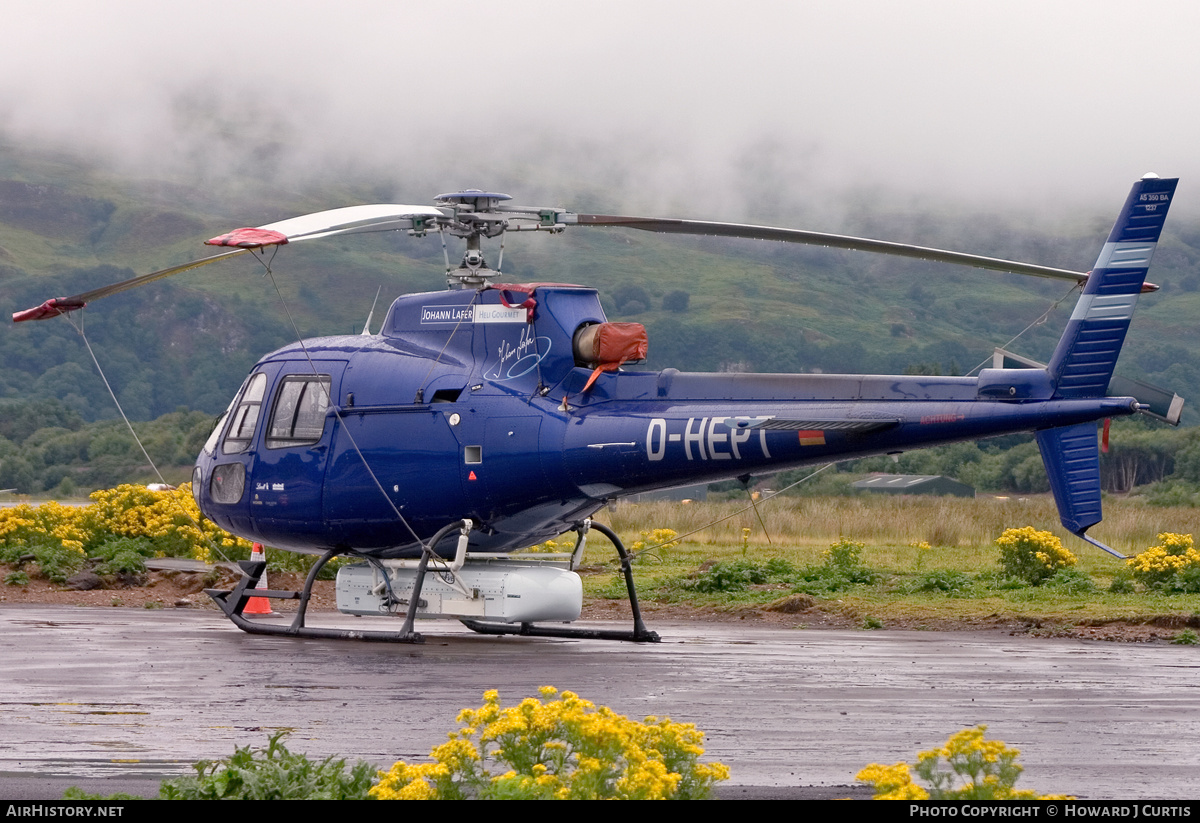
193 285 1134 557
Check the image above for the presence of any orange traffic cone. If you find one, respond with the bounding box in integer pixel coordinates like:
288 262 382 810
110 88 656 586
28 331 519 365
244 542 273 615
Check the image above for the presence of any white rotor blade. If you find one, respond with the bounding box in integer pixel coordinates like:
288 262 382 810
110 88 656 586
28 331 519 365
260 204 445 243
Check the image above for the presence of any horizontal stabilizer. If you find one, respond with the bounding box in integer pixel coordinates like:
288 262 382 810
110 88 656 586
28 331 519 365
993 347 1184 425
1107 375 1184 426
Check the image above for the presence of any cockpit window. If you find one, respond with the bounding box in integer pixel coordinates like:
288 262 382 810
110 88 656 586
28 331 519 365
203 404 232 456
267 375 331 449
221 372 268 455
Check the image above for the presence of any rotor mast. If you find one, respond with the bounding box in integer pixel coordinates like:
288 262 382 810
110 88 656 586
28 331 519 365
435 190 511 289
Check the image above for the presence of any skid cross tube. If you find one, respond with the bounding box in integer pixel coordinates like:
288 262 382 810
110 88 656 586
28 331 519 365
205 520 471 643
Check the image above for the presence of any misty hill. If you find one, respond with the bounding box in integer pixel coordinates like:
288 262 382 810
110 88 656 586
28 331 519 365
3 140 1199 428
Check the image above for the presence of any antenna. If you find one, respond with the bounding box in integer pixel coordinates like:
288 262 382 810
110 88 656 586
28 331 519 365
361 286 383 335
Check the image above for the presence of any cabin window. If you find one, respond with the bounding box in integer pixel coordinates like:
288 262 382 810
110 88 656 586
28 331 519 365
221 373 268 455
266 375 332 449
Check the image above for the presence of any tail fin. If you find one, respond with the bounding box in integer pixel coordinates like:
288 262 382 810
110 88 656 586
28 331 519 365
1038 175 1178 557
1047 174 1178 398
1036 423 1123 556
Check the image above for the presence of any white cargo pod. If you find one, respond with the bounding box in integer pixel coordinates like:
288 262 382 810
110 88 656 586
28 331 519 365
336 560 582 624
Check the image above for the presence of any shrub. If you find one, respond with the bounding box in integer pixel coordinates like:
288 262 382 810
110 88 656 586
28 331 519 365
1174 566 1200 594
1127 533 1200 592
682 557 794 593
159 731 375 800
662 289 690 313
0 501 89 556
684 560 768 593
823 538 866 573
371 687 729 800
1144 480 1200 508
612 284 653 313
1173 629 1199 646
85 484 253 561
0 484 253 569
91 536 155 577
790 539 880 594
1108 574 1136 594
973 569 1026 591
858 725 1069 800
995 527 1076 585
909 569 975 597
1041 567 1098 595
265 548 346 580
31 542 86 584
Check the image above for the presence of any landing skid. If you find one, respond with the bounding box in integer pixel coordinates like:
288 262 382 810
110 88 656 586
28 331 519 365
205 520 659 643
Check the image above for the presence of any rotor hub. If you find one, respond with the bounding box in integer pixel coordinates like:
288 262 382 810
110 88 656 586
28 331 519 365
435 189 513 211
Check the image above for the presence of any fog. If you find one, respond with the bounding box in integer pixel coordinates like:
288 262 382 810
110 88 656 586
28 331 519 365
3 0 1199 223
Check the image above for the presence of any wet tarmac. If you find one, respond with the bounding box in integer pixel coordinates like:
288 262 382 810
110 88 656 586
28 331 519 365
1 605 1198 799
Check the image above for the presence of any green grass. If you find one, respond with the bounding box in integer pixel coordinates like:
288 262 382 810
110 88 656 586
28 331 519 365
597 495 1200 563
574 498 1200 628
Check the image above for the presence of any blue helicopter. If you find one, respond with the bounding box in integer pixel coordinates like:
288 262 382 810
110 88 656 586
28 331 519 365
13 175 1180 643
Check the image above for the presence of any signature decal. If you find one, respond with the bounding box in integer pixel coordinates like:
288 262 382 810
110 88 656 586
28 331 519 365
484 325 553 381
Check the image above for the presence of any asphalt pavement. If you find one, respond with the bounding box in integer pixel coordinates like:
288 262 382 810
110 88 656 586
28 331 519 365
1 605 1198 800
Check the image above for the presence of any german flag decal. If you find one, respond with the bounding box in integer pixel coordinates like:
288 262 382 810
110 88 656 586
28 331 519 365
797 430 826 446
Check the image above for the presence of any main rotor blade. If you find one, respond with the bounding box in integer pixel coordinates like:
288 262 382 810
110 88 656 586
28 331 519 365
570 214 1095 285
12 249 247 322
214 204 446 247
13 204 446 322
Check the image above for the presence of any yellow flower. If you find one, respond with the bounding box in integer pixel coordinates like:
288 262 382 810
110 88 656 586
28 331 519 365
372 688 727 800
863 726 1068 800
996 527 1075 584
1128 533 1200 589
857 762 930 800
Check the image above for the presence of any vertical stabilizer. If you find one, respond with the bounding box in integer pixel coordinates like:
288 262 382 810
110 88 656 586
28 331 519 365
1047 175 1177 398
1038 175 1177 557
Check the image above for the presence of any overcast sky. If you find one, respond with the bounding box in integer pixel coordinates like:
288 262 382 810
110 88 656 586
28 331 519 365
3 0 1199 221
